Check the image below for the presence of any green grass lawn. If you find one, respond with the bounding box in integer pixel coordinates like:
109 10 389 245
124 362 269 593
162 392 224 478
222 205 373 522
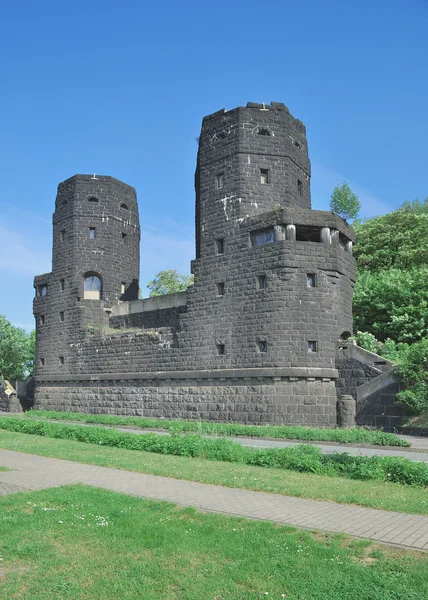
0 485 427 600
0 430 427 515
26 409 410 446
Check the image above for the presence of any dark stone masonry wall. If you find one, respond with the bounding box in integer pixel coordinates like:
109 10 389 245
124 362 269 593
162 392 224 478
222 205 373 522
32 102 365 426
34 377 337 426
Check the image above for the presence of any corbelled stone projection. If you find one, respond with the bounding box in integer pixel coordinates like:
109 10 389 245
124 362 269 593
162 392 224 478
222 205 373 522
33 102 358 425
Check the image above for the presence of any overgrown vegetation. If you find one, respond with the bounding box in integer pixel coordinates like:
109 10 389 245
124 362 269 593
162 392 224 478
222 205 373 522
1 486 427 600
26 409 410 446
353 198 428 415
1 428 427 514
1 418 426 487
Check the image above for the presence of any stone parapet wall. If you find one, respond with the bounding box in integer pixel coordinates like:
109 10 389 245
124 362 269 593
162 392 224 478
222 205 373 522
34 375 337 426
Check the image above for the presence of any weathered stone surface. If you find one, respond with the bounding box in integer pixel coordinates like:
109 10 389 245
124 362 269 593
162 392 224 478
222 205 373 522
32 103 358 426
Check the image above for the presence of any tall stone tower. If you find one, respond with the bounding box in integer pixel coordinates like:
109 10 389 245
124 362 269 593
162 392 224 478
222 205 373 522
189 102 355 375
33 175 140 375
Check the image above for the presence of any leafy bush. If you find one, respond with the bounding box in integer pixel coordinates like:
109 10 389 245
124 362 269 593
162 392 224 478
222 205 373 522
0 418 425 487
25 409 410 447
396 338 428 414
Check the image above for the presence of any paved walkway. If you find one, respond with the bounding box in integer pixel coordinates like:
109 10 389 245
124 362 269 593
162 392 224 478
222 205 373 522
0 449 427 551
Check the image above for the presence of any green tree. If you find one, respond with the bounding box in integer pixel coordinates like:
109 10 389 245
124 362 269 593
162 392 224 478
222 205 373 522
330 182 361 221
353 268 428 344
0 315 35 382
147 269 194 298
353 200 428 272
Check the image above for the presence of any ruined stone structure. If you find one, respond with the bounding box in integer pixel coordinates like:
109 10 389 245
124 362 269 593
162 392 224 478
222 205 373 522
33 101 377 426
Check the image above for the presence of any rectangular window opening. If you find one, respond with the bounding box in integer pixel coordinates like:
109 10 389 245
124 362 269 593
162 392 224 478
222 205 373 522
215 173 224 190
307 341 318 353
39 358 45 366
215 238 224 255
89 227 96 239
260 169 269 184
297 180 303 196
252 228 275 246
296 225 321 243
258 340 268 353
60 311 64 322
59 356 64 365
121 232 128 242
121 283 126 295
39 315 45 325
307 274 316 288
60 229 65 241
217 282 225 296
60 279 65 291
217 343 225 355
257 275 267 291
38 284 47 297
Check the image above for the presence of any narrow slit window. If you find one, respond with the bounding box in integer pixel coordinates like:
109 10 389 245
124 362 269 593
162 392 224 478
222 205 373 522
59 311 64 322
257 275 267 290
60 279 65 291
215 173 224 190
307 274 316 288
39 315 45 325
60 229 65 241
217 343 225 355
260 169 269 184
59 356 64 365
297 180 303 196
121 282 126 295
217 282 225 296
122 232 128 243
258 341 268 353
39 358 45 366
89 227 96 239
215 238 224 255
307 341 318 353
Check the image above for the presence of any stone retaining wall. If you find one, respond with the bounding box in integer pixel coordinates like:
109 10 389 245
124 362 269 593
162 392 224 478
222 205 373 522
34 375 337 426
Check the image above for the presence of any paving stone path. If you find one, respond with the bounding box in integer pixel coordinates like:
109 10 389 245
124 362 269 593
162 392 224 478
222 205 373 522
0 449 428 551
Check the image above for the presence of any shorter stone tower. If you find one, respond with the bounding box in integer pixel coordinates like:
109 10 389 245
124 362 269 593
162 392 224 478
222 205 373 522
33 175 140 375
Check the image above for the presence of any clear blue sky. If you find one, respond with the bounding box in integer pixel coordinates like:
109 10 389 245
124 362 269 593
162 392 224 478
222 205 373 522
1 0 427 330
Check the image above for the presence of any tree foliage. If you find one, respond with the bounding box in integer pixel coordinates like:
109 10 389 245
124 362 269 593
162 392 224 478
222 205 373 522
353 199 428 272
147 270 194 298
353 268 428 344
0 315 35 382
353 198 428 414
330 182 361 221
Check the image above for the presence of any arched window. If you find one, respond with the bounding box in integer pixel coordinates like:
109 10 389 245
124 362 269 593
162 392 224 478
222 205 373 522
120 203 129 210
84 274 102 300
88 196 99 203
257 128 271 136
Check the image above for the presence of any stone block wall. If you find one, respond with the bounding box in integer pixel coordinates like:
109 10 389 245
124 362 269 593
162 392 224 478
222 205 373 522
34 374 337 426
